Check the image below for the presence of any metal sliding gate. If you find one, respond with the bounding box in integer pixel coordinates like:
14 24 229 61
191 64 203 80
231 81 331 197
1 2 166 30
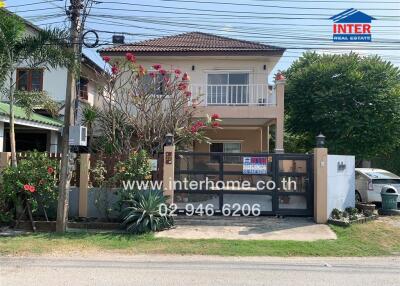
174 152 314 216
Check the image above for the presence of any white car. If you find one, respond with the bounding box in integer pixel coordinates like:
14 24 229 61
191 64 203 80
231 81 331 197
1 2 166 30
355 168 400 203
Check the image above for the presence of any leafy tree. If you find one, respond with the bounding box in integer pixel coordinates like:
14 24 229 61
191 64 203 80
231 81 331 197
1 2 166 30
0 10 72 166
284 52 400 159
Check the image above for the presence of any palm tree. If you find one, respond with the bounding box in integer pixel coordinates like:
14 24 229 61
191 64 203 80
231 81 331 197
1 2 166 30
0 9 73 166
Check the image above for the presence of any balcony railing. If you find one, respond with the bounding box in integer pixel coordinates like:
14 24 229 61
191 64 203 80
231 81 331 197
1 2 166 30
189 84 276 106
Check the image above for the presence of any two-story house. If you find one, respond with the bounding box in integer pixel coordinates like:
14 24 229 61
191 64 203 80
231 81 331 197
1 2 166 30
100 32 286 154
0 13 105 153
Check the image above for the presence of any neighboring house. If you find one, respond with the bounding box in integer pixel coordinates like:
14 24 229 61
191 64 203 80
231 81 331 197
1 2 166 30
99 32 286 154
0 13 105 153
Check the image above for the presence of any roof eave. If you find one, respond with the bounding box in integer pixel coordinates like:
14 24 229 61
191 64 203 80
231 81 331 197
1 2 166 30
99 49 286 57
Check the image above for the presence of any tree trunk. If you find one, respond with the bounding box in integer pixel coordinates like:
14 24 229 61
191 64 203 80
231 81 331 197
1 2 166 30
9 72 17 167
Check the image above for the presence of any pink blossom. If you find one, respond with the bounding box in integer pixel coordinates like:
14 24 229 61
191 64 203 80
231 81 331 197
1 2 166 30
182 73 190 81
149 72 156 78
125 52 136 63
111 65 119 75
152 64 162 70
211 121 220 128
174 69 182 75
211 113 220 120
102 56 111 63
178 82 188 90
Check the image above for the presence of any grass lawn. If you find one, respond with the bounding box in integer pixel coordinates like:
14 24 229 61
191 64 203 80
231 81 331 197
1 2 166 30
1 217 399 257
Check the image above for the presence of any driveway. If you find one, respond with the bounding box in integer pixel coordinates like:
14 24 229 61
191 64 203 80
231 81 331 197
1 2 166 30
155 216 337 241
1 255 399 286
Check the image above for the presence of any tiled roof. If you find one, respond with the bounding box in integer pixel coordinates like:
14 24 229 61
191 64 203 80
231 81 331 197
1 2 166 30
0 102 63 127
99 32 285 56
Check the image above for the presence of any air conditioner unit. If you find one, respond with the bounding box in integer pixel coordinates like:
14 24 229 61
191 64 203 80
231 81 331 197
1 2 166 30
69 126 87 146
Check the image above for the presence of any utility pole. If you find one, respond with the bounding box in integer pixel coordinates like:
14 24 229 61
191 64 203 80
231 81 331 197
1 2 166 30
56 0 82 233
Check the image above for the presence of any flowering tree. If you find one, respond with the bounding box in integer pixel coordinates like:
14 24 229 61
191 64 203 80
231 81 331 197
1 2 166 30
92 53 221 155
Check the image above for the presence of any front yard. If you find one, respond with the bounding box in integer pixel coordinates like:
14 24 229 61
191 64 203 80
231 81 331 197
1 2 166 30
1 217 399 257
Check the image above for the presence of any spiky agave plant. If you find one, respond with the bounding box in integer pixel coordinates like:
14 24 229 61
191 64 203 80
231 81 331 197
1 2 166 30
121 189 174 234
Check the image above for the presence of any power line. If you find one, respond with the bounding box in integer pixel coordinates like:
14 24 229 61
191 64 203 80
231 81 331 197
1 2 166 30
88 13 400 28
86 17 400 46
3 0 63 8
247 0 400 3
92 15 400 41
91 5 399 20
7 7 61 13
101 0 400 11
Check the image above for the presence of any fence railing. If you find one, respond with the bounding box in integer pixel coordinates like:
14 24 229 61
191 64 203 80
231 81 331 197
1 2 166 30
189 84 276 106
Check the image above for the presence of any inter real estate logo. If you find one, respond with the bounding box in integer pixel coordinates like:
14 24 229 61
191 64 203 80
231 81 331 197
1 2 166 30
330 8 376 42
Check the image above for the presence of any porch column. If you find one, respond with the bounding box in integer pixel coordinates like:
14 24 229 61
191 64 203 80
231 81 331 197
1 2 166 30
50 131 58 153
0 122 4 152
274 76 285 153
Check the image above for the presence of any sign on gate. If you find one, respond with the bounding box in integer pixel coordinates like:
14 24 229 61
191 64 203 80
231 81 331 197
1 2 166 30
243 157 268 174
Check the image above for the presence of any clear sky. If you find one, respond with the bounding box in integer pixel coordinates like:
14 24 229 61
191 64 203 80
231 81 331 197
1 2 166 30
5 0 400 82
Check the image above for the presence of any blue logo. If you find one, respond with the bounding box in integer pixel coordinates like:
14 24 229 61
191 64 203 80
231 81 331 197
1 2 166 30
330 9 376 42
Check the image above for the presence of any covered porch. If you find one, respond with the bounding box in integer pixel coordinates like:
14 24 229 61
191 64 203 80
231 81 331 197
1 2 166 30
193 118 283 154
0 102 62 153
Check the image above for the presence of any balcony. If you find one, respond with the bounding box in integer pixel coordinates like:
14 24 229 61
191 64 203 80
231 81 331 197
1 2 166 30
189 84 276 106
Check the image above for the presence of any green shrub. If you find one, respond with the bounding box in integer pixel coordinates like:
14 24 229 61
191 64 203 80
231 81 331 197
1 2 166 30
113 150 152 211
345 207 358 216
113 150 151 183
90 159 107 187
121 189 174 234
331 208 342 219
0 151 59 219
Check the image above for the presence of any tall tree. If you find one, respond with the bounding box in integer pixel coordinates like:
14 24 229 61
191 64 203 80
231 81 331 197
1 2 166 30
284 52 400 159
0 10 72 166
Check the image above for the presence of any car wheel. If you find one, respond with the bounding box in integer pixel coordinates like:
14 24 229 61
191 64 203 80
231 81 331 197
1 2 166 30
355 191 362 203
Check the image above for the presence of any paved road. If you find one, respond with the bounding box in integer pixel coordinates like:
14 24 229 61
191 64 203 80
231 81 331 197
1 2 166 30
1 255 399 286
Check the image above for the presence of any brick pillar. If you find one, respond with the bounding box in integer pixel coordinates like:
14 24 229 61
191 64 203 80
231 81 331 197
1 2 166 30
79 153 90 217
314 147 328 223
163 145 175 203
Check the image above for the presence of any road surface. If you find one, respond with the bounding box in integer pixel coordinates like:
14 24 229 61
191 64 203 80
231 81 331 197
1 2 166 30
1 255 399 286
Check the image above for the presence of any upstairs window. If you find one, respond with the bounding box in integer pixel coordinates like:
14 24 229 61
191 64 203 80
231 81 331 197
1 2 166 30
79 78 89 100
16 69 43 91
207 72 249 104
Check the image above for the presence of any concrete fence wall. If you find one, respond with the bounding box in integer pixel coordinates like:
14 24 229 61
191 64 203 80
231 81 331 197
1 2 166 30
69 187 119 219
327 155 355 218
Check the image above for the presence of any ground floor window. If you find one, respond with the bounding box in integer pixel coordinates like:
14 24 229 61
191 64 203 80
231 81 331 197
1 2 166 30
210 142 241 163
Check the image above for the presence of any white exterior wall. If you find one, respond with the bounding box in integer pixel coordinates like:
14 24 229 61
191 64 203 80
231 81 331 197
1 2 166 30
42 67 68 102
327 155 356 218
115 55 281 86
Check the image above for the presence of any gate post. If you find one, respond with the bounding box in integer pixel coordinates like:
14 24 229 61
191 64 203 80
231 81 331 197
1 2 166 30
314 134 328 223
163 134 175 203
274 73 285 153
79 153 90 218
